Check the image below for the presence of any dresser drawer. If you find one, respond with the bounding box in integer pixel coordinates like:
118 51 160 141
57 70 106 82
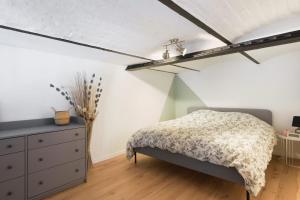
0 137 24 156
28 159 85 197
28 139 85 173
0 177 24 200
28 128 85 149
0 152 24 182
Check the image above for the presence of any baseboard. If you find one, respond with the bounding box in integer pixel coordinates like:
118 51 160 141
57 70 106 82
92 150 125 166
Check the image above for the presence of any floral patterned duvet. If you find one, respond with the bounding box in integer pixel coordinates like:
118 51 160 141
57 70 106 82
127 110 276 196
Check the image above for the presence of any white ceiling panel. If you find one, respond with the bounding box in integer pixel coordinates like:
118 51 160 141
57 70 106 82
0 28 146 66
0 0 299 72
0 0 224 61
174 42 300 72
173 0 300 42
235 15 300 42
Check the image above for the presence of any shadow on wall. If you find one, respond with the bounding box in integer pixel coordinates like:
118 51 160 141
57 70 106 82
160 76 206 121
127 69 206 121
128 69 174 93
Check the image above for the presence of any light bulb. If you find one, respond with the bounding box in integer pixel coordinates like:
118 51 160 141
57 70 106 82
182 48 187 56
162 49 170 59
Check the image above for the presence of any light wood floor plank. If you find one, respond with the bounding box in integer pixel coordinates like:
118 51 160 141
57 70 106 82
47 155 300 200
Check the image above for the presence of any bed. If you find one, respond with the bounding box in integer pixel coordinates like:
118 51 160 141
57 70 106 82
127 107 276 200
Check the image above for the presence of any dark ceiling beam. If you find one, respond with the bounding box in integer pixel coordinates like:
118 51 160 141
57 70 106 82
171 64 199 71
0 25 149 61
157 0 259 64
149 68 177 74
173 64 199 72
126 30 300 70
0 25 198 73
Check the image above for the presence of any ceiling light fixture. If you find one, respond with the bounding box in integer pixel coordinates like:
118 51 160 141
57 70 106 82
162 38 187 59
176 45 187 56
162 46 170 59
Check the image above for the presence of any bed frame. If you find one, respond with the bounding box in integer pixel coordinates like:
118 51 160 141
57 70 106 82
133 107 273 200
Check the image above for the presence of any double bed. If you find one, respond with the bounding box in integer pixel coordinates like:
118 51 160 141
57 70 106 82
127 107 276 200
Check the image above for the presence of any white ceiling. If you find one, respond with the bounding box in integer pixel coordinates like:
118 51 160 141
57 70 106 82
0 0 223 60
0 0 299 73
173 0 300 42
0 28 146 66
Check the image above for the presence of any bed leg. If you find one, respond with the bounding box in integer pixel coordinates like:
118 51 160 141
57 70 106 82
246 191 250 200
134 151 137 164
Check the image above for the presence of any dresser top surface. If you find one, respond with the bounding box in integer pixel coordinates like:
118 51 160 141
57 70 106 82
0 117 85 139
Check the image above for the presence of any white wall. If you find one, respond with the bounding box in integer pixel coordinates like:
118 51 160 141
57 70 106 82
0 44 174 163
179 50 300 131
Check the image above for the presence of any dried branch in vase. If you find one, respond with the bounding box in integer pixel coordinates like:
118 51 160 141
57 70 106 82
50 72 103 169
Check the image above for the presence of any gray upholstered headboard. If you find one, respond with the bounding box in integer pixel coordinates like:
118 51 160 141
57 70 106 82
187 107 273 125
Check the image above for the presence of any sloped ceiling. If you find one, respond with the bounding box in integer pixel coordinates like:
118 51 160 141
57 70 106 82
173 0 300 42
0 0 223 61
0 28 146 66
0 0 299 72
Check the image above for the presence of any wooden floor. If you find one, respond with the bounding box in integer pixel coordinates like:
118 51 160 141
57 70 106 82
48 154 300 200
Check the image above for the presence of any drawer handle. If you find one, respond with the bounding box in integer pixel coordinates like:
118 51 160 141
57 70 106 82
6 191 13 196
75 168 79 173
38 139 44 143
38 181 44 185
38 158 44 162
7 165 13 170
75 133 79 136
6 144 13 149
75 149 79 153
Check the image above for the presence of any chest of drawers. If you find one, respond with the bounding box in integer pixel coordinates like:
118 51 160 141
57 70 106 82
0 117 86 200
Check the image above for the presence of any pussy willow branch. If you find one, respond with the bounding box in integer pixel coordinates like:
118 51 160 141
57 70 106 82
50 72 103 122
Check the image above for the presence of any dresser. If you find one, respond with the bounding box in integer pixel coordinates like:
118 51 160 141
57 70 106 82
0 117 87 200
